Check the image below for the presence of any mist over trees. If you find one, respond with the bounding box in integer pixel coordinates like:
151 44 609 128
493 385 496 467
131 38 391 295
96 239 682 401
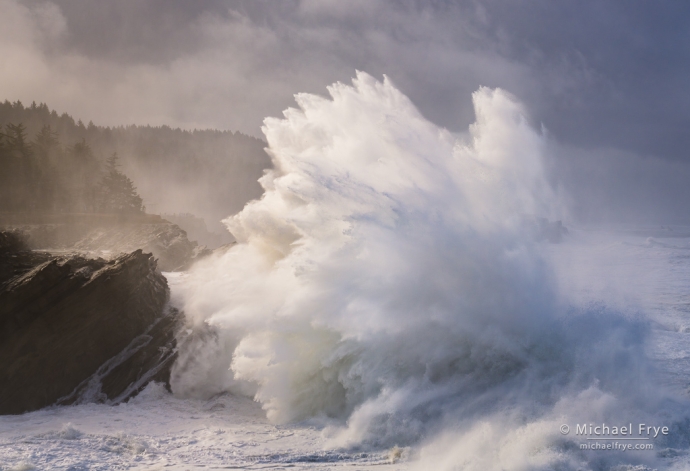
0 122 143 214
100 154 144 213
0 100 272 230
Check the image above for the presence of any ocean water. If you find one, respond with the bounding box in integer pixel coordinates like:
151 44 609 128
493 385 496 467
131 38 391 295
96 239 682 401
3 74 690 470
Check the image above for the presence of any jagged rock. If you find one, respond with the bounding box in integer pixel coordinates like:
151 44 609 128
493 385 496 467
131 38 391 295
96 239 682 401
161 213 235 249
0 230 28 252
57 306 180 406
0 213 212 271
0 230 53 282
5 222 196 271
0 239 179 415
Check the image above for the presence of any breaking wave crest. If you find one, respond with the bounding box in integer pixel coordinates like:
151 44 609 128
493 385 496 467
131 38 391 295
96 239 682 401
171 72 688 469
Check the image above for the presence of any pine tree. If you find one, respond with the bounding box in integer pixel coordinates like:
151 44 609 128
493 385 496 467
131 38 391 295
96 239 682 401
65 139 99 212
4 124 36 211
99 153 144 213
5 123 29 152
0 129 11 211
31 125 61 211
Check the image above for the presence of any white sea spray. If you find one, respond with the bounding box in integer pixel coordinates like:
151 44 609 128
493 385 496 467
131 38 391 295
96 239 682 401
170 72 690 469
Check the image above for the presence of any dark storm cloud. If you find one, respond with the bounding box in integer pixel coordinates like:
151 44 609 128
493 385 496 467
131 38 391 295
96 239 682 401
23 0 234 64
2 0 690 222
478 1 690 159
17 0 689 158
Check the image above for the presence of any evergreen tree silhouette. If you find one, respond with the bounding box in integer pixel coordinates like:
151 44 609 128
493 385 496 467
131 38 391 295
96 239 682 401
4 124 36 211
31 125 61 211
100 153 144 214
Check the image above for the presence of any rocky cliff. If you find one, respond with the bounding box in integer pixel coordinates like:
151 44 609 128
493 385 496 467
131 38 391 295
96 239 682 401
0 231 180 415
0 213 212 271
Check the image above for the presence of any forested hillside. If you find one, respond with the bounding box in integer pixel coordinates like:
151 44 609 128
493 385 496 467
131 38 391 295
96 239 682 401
0 124 143 214
0 100 272 231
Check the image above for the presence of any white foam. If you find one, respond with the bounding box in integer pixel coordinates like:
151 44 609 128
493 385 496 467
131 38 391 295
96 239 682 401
163 72 690 469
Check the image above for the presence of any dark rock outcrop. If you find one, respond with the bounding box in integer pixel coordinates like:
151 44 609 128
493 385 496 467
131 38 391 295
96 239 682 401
0 235 180 415
0 213 211 271
0 230 53 282
161 213 235 249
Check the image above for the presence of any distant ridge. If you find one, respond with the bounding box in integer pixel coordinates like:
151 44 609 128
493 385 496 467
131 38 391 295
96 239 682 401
0 100 259 147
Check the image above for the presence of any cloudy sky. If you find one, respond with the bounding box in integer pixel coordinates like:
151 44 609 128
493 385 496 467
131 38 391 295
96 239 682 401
2 0 689 223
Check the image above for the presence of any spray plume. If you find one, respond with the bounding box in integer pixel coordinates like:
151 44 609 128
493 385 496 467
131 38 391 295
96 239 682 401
171 72 686 469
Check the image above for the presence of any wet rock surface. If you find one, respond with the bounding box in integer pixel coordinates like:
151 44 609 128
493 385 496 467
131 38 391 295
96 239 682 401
0 232 180 415
0 213 211 271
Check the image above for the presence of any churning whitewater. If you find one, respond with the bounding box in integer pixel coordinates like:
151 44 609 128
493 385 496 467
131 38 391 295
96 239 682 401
168 72 690 470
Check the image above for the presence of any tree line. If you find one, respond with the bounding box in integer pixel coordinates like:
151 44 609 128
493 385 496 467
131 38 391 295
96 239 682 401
0 123 144 214
0 100 271 230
